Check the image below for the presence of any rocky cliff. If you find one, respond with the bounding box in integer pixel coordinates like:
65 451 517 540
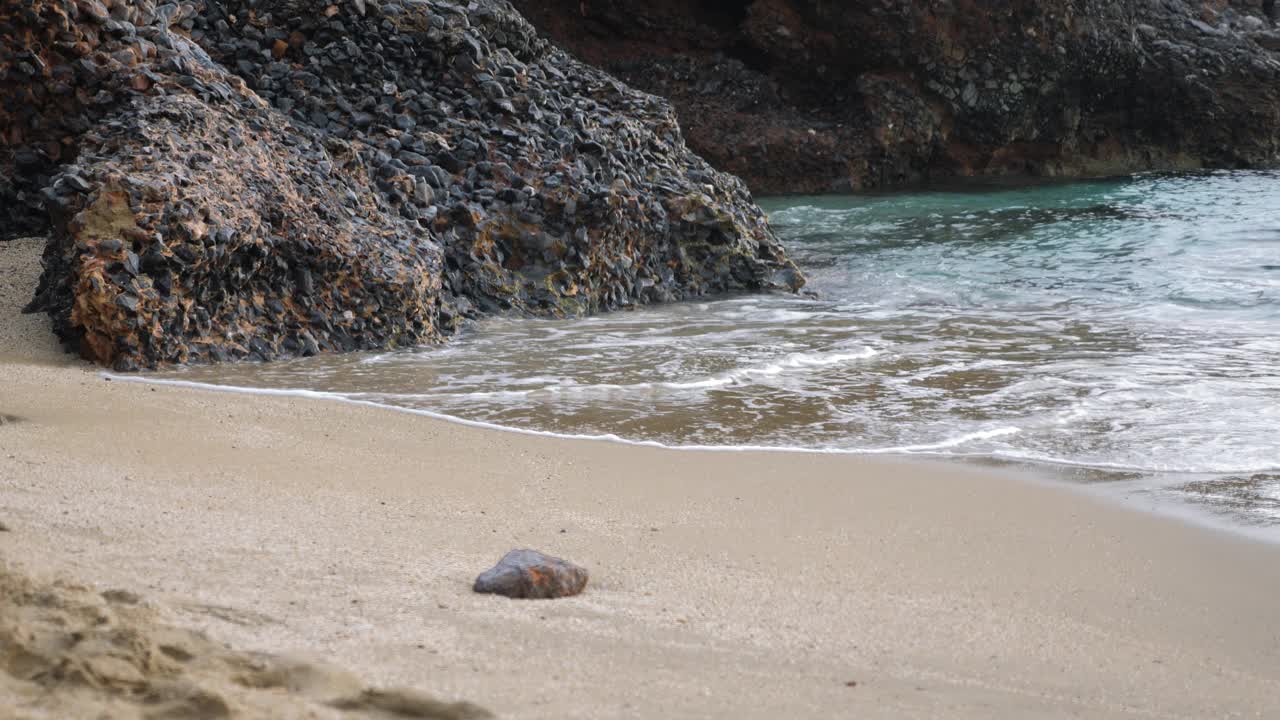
513 0 1280 193
0 0 801 369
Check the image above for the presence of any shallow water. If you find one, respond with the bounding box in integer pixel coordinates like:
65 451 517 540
162 171 1280 535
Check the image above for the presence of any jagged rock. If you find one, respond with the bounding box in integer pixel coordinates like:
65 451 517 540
0 0 803 369
473 549 588 599
514 0 1280 193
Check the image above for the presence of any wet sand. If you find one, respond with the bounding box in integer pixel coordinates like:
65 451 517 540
2 236 1279 718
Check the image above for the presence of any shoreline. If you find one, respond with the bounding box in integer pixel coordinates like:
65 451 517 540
102 373 1024 457
5 236 1280 718
106 371 1280 548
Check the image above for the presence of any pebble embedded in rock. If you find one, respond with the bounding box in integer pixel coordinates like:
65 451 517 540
473 549 588 599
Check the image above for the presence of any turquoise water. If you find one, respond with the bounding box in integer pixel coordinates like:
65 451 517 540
164 171 1280 533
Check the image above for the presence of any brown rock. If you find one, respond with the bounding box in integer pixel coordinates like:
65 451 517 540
3 0 802 369
79 0 109 22
473 549 588 599
512 0 1280 194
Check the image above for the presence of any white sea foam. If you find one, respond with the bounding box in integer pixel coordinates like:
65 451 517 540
142 173 1280 537
102 373 1021 459
400 346 886 397
663 347 880 390
978 448 1280 477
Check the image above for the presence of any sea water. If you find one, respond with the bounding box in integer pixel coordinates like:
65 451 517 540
161 171 1280 534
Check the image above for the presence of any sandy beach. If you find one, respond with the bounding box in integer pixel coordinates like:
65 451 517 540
2 235 1279 718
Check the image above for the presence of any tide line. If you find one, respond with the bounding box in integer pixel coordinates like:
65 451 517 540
101 372 1015 458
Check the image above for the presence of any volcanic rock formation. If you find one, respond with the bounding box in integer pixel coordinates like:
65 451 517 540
0 0 802 369
513 0 1280 193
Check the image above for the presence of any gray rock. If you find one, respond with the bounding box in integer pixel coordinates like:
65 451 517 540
473 549 588 599
1251 30 1280 51
63 174 92 193
5 0 803 369
1239 16 1266 33
415 178 434 206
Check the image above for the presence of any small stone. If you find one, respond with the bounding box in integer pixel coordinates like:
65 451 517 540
1240 16 1265 33
298 330 321 356
102 588 142 604
415 179 434 206
473 549 588 599
64 174 91 193
81 0 110 22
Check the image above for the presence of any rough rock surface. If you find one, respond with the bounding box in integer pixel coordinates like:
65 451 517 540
473 549 588 599
0 0 801 369
513 0 1280 193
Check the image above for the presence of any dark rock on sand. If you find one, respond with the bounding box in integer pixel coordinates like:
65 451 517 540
0 0 802 370
513 0 1280 194
474 549 589 599
101 588 143 604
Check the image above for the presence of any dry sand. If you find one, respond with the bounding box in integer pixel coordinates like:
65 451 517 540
2 236 1279 719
